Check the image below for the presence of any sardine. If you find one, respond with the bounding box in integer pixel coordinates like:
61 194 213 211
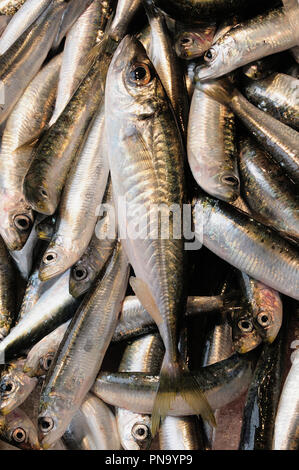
108 0 142 42
37 242 129 448
38 105 109 282
159 415 204 450
0 0 51 56
238 137 299 241
0 358 37 415
92 353 255 415
243 73 299 130
175 23 217 60
105 35 214 433
196 7 299 80
0 54 61 251
187 81 240 202
0 407 40 450
0 236 17 340
193 195 299 301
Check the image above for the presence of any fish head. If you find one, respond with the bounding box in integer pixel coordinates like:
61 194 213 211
35 215 56 241
3 408 41 450
175 24 217 59
251 282 283 344
24 349 56 378
38 392 77 449
116 409 152 450
106 35 166 119
0 195 34 251
0 360 38 415
69 257 93 297
195 34 238 81
230 310 262 354
39 239 76 282
24 174 57 216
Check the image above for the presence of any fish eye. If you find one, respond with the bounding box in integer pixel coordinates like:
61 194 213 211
38 416 54 433
221 175 239 187
0 380 15 395
204 48 216 62
40 353 54 371
132 423 150 441
238 319 253 333
257 312 271 327
43 252 57 265
12 427 26 443
13 214 31 231
180 36 193 46
40 188 48 199
72 266 88 281
129 63 152 86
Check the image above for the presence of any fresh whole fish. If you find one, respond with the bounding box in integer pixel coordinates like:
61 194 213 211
0 358 37 415
238 137 299 241
105 35 214 433
187 81 240 202
92 352 255 415
196 7 299 81
174 23 217 60
0 54 61 252
49 0 114 126
108 0 142 42
37 242 129 449
0 407 40 450
63 393 121 450
0 0 52 56
193 195 299 301
69 177 117 298
116 334 164 450
144 0 189 136
23 36 115 217
195 78 299 184
0 270 79 362
38 105 109 282
0 0 65 125
273 339 299 450
159 416 204 450
0 236 17 340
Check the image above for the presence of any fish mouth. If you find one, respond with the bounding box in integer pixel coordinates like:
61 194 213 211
195 65 218 82
39 265 64 282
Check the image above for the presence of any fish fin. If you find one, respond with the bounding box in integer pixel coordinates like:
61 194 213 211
143 0 160 20
195 77 234 106
129 276 163 327
151 356 216 436
14 139 40 153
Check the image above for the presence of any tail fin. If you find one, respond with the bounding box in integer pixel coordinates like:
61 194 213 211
151 356 216 436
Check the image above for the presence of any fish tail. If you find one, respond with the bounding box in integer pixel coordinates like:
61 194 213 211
151 356 216 436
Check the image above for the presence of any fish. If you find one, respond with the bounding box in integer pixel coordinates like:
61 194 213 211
0 407 40 450
0 0 51 56
196 7 299 81
273 339 299 450
0 236 18 340
159 416 204 450
188 80 240 202
0 54 61 252
193 194 299 301
153 0 276 22
0 358 37 415
23 36 116 216
238 137 299 241
184 61 197 101
243 73 299 130
37 242 129 448
0 0 26 16
108 0 142 42
116 334 164 450
92 352 255 415
24 321 70 378
49 0 114 126
69 177 117 298
63 394 121 450
112 294 237 343
144 0 189 136
0 0 65 125
195 78 299 184
105 35 214 434
0 270 79 362
239 320 288 450
175 23 217 60
38 104 109 282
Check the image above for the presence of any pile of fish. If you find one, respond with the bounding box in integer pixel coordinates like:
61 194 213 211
0 0 297 451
